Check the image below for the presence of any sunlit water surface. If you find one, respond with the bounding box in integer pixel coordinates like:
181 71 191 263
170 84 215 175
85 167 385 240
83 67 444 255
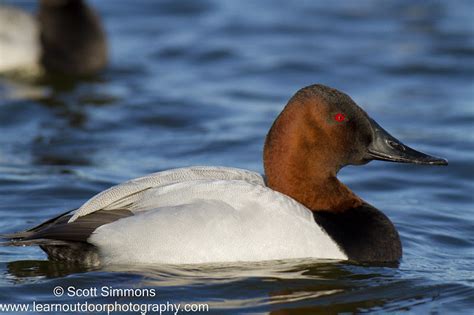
0 0 473 313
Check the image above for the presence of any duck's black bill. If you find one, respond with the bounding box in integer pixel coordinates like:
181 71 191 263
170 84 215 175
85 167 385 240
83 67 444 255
367 119 448 166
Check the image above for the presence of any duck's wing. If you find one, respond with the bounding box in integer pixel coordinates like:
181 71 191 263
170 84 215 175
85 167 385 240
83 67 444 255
70 166 264 222
2 167 263 247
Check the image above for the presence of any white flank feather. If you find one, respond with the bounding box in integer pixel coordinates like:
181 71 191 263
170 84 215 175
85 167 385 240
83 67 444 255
88 179 347 264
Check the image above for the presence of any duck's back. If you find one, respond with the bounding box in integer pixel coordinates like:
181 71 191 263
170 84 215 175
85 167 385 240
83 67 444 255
0 6 40 73
5 166 347 264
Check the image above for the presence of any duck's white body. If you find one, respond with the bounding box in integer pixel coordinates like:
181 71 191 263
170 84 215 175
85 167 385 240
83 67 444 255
72 167 346 264
0 6 40 73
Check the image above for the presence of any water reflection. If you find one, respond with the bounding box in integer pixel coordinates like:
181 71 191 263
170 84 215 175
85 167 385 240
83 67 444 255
6 260 97 281
3 258 409 313
3 252 473 313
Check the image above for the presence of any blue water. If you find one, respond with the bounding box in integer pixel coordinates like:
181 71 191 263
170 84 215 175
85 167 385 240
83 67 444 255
0 0 473 313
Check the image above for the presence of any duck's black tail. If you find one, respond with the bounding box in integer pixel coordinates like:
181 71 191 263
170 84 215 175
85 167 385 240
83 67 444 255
1 209 133 265
1 209 75 246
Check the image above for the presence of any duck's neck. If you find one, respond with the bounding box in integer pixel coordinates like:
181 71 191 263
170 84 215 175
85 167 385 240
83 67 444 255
263 104 363 212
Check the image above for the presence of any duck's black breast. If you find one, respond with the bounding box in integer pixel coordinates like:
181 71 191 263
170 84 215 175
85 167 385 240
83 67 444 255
313 203 402 263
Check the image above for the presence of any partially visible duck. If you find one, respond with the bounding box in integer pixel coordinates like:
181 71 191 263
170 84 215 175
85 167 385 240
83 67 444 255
2 84 447 265
0 0 107 76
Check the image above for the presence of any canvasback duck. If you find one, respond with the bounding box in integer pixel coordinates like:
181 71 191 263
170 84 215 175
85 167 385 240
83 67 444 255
2 84 447 265
0 0 107 76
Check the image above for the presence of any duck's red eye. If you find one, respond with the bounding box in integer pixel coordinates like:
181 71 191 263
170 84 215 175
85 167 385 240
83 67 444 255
334 113 346 122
